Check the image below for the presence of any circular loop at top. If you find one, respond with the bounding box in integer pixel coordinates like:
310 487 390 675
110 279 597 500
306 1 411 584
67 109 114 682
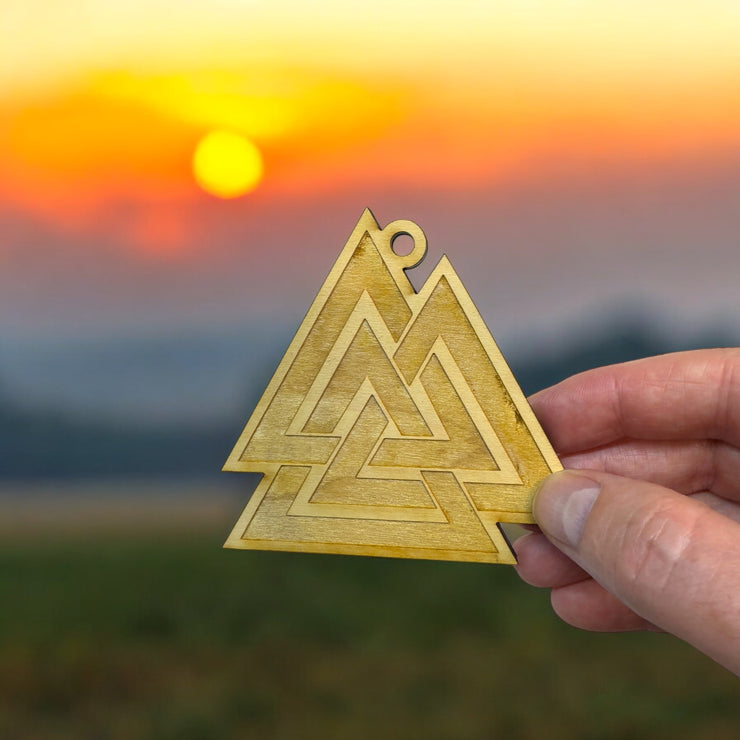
377 219 428 270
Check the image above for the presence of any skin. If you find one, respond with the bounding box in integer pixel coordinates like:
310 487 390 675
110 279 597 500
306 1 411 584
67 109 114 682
514 348 740 675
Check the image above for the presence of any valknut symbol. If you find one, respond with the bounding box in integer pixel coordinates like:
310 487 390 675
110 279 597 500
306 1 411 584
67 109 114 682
223 210 561 564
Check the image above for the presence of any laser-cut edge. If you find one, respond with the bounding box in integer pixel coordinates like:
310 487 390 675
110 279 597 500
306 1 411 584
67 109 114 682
222 209 562 564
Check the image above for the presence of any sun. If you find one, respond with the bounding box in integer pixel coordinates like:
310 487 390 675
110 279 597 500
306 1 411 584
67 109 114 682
192 130 264 198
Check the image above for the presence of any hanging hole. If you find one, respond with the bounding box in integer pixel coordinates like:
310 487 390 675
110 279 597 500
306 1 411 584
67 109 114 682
391 232 415 257
378 219 427 269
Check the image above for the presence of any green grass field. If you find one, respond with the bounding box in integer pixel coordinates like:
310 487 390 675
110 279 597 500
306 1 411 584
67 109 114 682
2 512 738 739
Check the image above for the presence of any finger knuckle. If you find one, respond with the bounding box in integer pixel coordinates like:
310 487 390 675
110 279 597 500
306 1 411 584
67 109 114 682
617 498 698 603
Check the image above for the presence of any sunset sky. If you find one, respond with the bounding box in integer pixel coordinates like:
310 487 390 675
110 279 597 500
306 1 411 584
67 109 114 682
2 0 740 357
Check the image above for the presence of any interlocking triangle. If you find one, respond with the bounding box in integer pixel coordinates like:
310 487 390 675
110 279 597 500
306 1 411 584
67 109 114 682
223 210 561 564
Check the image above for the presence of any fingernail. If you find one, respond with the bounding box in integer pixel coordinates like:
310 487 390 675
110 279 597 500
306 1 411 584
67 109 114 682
533 471 601 548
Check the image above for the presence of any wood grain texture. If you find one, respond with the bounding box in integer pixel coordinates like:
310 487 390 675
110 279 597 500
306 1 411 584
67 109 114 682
223 210 561 564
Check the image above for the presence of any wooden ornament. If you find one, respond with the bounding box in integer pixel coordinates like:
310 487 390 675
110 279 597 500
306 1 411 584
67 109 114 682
223 210 561 563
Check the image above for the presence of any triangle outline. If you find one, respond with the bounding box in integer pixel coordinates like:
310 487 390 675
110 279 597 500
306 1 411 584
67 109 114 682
223 210 562 563
223 209 414 473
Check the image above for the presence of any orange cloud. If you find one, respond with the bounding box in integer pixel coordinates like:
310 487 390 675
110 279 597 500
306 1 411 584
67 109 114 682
0 93 198 228
3 61 740 258
0 71 410 255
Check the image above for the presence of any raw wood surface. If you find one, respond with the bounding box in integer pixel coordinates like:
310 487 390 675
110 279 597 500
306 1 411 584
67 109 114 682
224 210 561 563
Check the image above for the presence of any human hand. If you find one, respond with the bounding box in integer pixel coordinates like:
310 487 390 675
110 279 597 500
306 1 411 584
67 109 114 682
515 349 740 675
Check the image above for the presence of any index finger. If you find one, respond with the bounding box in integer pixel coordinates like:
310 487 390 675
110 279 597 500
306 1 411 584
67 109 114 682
529 348 740 454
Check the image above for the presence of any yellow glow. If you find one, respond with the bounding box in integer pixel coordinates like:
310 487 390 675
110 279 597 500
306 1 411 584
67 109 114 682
90 71 402 148
5 2 740 100
192 130 264 198
94 72 299 142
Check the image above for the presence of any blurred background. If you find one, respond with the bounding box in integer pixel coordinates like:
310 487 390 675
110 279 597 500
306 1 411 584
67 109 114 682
2 1 740 737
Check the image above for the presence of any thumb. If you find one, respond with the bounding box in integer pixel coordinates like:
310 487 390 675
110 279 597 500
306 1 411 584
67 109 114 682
534 469 740 674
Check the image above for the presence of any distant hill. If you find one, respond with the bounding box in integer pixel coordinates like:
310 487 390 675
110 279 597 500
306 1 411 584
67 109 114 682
0 400 233 481
0 317 736 481
509 317 738 396
0 322 294 426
